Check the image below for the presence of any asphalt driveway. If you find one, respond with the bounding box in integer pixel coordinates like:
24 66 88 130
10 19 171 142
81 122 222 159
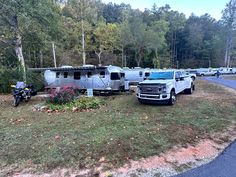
202 76 236 90
174 76 236 177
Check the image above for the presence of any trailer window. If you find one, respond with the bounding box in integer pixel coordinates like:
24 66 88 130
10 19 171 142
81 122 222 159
111 73 120 80
74 72 81 80
56 72 60 78
87 72 92 78
121 73 125 78
64 72 68 78
145 72 150 77
139 71 143 77
100 71 105 78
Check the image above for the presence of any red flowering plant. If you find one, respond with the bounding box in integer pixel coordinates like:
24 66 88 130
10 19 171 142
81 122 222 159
47 84 80 105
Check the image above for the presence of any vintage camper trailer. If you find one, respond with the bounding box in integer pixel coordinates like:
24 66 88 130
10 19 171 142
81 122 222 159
43 65 127 93
123 67 151 85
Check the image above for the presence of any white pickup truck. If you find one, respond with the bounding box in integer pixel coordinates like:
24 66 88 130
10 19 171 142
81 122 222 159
136 70 194 105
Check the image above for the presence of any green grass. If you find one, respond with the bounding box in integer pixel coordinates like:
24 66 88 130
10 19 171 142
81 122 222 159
224 76 236 80
0 80 236 173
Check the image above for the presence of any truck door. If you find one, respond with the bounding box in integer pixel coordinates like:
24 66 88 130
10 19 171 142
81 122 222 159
175 71 184 93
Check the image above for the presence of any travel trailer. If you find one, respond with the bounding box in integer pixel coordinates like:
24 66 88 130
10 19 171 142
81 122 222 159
40 65 128 93
123 67 151 85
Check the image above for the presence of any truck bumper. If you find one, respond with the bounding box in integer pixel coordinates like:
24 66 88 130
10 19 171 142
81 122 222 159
136 93 171 103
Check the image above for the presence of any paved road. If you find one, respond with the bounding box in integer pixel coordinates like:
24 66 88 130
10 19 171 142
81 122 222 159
202 76 236 90
174 77 236 177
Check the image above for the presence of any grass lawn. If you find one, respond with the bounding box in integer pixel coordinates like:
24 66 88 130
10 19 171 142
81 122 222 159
0 80 236 174
224 76 236 80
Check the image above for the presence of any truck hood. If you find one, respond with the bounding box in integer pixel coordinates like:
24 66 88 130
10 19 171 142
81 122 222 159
139 79 173 85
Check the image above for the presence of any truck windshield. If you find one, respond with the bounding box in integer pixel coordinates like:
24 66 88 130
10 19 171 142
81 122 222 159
148 72 174 80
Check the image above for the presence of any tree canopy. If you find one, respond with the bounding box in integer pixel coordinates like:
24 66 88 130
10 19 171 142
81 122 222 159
1 0 236 72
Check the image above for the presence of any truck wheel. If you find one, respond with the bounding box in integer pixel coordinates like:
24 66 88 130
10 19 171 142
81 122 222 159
185 83 194 94
168 90 176 105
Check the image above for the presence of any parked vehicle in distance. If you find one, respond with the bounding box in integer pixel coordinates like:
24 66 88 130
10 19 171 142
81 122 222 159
180 70 196 80
11 82 37 107
196 68 218 76
219 67 234 75
136 70 194 105
123 67 145 85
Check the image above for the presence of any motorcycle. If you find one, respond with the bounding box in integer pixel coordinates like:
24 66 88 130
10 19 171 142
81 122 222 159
11 82 37 107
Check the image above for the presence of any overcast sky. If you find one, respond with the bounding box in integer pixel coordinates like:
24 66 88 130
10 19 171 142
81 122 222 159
101 0 229 20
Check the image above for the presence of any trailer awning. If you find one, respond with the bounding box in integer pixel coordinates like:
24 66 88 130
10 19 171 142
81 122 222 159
28 66 107 72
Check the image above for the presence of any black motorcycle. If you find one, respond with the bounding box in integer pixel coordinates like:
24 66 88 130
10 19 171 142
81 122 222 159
11 82 37 107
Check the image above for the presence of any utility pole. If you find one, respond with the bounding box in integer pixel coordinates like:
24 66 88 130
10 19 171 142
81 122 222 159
122 46 124 67
208 59 211 68
124 55 127 67
176 60 179 69
52 42 57 68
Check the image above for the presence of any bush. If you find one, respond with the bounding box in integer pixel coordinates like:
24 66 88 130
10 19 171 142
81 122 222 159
0 67 23 93
47 97 104 112
47 85 80 105
70 97 104 110
0 66 44 93
27 71 44 92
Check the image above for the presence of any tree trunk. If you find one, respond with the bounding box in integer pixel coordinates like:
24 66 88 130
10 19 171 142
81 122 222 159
52 42 57 67
40 50 43 68
13 15 26 81
15 34 26 82
95 49 102 65
81 18 86 65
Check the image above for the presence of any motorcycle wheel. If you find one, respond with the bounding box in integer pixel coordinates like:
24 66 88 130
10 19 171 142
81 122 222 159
14 96 21 107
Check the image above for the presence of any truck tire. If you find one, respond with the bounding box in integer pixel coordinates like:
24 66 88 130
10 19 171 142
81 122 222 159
168 90 176 105
185 83 194 94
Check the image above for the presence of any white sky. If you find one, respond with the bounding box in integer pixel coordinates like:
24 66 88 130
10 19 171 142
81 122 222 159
102 0 229 20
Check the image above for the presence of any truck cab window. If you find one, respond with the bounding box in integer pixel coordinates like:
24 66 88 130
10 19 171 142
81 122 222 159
64 72 68 78
145 72 150 77
74 72 81 80
111 73 120 80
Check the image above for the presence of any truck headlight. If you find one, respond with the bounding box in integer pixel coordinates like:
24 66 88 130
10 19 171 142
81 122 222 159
136 86 140 93
162 86 167 92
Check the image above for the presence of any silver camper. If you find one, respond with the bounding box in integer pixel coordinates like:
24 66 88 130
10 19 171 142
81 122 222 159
43 65 127 93
123 67 151 85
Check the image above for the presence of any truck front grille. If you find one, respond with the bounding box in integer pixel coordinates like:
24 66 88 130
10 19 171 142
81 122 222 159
139 84 164 94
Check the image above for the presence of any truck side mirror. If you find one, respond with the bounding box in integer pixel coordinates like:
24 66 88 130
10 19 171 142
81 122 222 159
180 77 185 81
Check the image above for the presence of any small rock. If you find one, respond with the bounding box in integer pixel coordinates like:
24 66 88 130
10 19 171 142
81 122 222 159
54 135 61 140
72 107 78 112
99 157 105 163
47 109 52 113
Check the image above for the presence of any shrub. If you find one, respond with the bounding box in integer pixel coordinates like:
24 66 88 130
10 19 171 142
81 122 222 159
47 97 104 112
0 67 23 93
70 97 104 110
0 66 44 93
47 85 79 105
